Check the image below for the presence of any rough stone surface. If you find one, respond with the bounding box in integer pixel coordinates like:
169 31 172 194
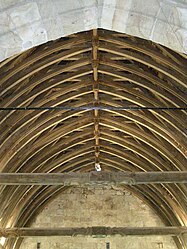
0 0 186 62
19 186 177 249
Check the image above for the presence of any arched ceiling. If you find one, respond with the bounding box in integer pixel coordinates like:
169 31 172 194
0 0 187 62
0 29 186 249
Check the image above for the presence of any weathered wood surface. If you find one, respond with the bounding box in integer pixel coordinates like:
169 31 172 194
0 171 187 185
0 226 186 238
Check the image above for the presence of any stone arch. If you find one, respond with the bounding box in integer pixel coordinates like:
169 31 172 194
0 0 187 62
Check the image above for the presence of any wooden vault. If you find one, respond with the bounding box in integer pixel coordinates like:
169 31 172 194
0 29 186 248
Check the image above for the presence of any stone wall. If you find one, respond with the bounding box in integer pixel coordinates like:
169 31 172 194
0 0 187 62
20 186 177 249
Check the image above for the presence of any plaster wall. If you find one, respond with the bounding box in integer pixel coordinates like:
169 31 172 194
19 186 177 249
0 0 187 62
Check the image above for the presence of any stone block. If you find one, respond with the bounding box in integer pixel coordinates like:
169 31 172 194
20 186 177 249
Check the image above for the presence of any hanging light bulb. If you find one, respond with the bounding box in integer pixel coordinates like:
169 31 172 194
0 237 6 246
95 162 101 171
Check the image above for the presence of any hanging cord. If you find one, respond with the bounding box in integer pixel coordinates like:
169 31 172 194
0 106 186 111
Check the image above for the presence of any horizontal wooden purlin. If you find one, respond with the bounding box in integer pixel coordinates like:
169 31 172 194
0 226 186 238
0 171 187 185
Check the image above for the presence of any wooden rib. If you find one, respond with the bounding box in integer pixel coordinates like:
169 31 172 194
99 44 186 87
99 117 185 170
99 31 186 75
0 115 94 171
99 59 187 104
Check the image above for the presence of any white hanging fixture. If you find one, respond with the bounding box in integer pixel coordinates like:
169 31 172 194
95 163 101 171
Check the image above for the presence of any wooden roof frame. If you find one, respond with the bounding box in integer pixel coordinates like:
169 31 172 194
0 29 186 249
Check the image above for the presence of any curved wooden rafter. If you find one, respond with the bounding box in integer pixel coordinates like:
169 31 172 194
0 29 186 249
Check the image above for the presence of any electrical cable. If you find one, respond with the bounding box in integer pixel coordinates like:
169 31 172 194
0 106 186 111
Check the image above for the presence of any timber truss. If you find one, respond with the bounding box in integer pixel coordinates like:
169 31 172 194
0 29 186 249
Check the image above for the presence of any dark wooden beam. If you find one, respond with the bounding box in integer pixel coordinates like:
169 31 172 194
0 226 186 238
92 29 101 170
0 171 187 185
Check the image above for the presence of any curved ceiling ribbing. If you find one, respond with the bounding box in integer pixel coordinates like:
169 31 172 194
0 29 186 249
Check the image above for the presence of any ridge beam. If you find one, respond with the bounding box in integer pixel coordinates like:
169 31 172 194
92 29 100 169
